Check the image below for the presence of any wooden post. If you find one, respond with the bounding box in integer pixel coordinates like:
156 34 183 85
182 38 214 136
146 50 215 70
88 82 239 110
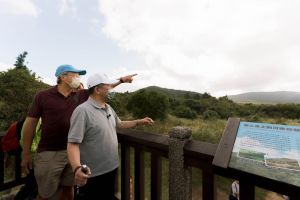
134 147 145 200
121 143 130 200
169 126 192 200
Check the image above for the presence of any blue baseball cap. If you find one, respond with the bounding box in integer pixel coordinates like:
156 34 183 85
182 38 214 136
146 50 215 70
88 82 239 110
55 64 86 77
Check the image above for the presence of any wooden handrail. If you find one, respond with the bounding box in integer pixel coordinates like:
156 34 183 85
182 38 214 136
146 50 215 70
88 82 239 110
117 129 169 157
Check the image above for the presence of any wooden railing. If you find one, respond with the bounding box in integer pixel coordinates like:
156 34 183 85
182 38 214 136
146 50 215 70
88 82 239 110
117 125 300 200
0 131 25 192
1 123 300 200
117 127 219 200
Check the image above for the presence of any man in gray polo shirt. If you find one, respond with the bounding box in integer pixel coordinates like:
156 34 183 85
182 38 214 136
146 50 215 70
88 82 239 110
67 73 154 199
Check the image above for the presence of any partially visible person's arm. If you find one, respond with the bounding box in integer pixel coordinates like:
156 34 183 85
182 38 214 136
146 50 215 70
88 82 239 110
21 117 39 174
67 106 91 186
232 182 239 198
67 107 86 170
67 143 81 171
111 73 138 88
118 117 154 129
67 143 90 186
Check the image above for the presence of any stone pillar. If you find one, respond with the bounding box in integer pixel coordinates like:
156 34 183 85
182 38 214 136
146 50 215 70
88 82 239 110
169 126 192 200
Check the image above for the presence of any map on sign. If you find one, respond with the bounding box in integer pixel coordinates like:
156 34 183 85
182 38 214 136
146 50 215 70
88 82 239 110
229 121 300 187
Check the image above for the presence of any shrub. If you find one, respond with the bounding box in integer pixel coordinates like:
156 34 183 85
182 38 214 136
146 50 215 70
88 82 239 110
202 110 219 120
127 90 169 121
173 106 197 119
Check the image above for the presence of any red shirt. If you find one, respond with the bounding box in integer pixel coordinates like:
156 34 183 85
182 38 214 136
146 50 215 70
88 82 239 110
28 86 88 151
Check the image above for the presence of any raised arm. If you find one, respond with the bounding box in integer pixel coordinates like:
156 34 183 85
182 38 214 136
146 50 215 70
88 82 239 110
111 73 138 88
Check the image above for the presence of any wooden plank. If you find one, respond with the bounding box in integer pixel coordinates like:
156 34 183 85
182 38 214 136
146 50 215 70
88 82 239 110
0 179 26 191
240 179 255 200
117 129 169 153
151 153 162 200
121 144 131 200
202 167 216 200
134 148 145 200
212 118 240 168
184 140 217 165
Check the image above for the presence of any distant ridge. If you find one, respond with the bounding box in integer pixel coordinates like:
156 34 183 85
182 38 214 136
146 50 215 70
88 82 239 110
228 91 300 104
139 86 202 98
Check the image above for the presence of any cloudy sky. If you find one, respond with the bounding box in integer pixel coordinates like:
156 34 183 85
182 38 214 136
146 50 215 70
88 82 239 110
1 0 300 97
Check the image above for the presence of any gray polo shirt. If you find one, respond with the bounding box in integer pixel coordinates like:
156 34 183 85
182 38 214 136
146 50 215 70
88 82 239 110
68 97 121 177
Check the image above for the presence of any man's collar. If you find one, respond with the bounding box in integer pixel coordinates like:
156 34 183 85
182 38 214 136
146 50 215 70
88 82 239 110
55 84 77 97
87 96 107 109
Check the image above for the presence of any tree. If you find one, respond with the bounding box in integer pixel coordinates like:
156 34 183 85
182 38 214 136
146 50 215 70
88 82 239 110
202 92 212 99
108 92 129 116
184 92 191 99
14 51 28 70
0 52 49 130
173 106 197 119
127 90 169 120
202 110 219 120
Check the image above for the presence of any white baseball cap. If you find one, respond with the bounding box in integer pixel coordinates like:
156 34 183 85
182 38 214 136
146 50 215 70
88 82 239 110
87 73 116 88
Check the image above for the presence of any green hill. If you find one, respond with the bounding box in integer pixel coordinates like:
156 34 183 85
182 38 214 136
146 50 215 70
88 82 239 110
139 86 204 99
228 91 300 104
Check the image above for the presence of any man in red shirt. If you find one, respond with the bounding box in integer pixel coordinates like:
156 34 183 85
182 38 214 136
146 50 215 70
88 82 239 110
21 64 136 200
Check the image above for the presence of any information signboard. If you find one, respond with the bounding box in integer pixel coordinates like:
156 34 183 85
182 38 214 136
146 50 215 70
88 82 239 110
213 118 300 187
229 121 300 187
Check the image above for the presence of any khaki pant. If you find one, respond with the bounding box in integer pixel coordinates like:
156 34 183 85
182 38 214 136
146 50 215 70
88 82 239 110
34 150 73 198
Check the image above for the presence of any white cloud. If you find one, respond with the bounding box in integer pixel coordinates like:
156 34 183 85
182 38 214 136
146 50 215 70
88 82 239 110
0 0 39 16
89 18 102 35
0 63 13 71
98 0 300 96
40 76 56 86
58 0 76 16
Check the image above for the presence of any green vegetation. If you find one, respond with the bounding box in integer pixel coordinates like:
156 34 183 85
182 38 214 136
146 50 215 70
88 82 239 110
14 51 28 70
0 52 49 130
114 86 300 125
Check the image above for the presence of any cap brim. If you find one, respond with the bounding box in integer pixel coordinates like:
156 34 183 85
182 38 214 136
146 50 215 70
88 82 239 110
101 79 117 84
78 70 86 75
56 70 86 77
65 69 86 75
